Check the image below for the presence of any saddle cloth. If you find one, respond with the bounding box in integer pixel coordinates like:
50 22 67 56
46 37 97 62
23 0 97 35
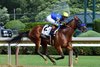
41 24 52 36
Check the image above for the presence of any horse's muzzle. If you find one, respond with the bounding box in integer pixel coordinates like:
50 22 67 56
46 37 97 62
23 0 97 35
82 26 87 32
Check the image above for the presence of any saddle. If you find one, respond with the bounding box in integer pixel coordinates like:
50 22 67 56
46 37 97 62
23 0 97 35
41 24 56 45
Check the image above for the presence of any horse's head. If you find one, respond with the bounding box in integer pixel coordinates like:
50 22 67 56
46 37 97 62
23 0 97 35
74 16 87 32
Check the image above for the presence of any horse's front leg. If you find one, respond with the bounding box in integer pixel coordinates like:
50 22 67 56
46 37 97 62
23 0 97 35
73 47 78 63
53 46 64 60
67 42 78 63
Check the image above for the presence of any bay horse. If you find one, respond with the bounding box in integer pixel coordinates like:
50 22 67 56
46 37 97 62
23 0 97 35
8 16 87 65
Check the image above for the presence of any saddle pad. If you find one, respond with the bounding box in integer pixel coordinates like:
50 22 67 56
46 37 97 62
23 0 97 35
41 24 52 36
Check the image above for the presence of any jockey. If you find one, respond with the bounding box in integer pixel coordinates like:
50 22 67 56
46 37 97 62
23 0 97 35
46 11 69 36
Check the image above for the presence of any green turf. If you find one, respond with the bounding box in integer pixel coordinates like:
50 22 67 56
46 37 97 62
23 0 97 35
0 55 100 67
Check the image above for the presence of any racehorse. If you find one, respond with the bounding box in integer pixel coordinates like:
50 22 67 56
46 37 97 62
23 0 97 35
8 16 87 65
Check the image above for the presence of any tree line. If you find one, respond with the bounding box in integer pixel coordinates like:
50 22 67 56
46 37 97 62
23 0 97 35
0 0 100 23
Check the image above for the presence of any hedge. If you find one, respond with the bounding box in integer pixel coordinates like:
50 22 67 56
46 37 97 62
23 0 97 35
20 22 51 32
93 18 100 33
78 30 100 37
0 46 100 55
5 21 50 32
5 20 25 32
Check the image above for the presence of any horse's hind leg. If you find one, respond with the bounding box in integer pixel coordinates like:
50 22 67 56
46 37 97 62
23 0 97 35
35 41 48 62
41 44 56 65
35 43 47 61
29 37 47 62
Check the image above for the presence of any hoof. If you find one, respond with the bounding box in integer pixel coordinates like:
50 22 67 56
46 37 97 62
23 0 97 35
75 58 78 63
7 64 13 67
53 62 56 65
45 60 48 64
51 57 57 60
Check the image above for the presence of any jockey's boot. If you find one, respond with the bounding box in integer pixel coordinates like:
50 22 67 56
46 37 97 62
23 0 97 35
49 30 55 37
50 25 60 37
52 25 61 36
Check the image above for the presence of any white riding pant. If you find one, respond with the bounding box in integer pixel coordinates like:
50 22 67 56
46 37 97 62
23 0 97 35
46 15 59 26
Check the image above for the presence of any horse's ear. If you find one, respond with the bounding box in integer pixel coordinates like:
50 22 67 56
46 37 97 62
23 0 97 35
74 16 79 21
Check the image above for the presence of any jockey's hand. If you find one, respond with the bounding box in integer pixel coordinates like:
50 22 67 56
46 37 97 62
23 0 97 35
61 22 66 25
60 23 63 26
55 21 60 26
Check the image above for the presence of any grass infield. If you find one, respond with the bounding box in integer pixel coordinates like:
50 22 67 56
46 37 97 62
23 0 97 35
0 55 100 67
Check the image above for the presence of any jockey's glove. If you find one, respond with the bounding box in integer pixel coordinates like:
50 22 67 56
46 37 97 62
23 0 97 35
55 21 60 26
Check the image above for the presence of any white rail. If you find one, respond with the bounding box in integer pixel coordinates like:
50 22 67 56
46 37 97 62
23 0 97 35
0 37 100 42
0 43 100 47
72 37 100 41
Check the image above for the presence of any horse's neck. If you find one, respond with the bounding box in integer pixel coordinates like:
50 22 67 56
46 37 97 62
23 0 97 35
68 20 77 30
61 20 77 37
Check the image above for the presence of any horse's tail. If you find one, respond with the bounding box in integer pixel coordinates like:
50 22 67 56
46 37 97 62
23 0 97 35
8 31 29 44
